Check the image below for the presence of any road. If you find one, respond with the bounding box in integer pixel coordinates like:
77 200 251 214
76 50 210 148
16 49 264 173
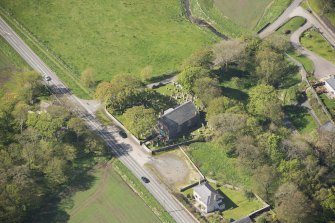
258 0 303 38
0 16 196 223
290 21 335 79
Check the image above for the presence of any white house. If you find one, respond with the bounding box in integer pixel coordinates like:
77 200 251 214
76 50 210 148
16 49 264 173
193 182 225 213
325 76 335 97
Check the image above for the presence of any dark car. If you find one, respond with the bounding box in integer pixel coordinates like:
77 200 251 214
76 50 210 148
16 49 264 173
44 75 51 81
141 176 150 183
118 130 127 138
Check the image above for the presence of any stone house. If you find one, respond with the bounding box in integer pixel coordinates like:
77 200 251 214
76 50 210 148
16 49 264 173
193 182 225 213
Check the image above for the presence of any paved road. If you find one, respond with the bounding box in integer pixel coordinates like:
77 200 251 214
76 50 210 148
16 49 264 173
290 21 335 79
0 16 196 223
290 6 335 47
258 0 303 38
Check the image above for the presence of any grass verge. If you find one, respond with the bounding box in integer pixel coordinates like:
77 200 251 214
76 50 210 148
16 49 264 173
288 52 314 74
112 159 175 223
256 0 293 32
300 29 335 64
276 16 306 35
308 0 335 27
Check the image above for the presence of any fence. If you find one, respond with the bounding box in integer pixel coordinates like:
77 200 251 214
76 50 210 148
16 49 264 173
151 139 202 154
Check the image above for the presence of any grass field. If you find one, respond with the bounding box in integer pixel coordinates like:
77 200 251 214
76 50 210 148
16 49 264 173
301 30 335 64
255 0 293 31
188 142 251 187
213 0 272 29
63 164 160 223
276 16 306 35
0 0 216 90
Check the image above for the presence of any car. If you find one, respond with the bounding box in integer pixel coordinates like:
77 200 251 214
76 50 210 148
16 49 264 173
44 75 51 81
118 130 127 138
141 176 150 183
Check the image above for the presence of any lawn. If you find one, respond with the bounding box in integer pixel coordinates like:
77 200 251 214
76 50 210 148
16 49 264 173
301 30 335 64
0 0 216 93
320 93 335 117
288 52 314 74
284 105 318 133
187 142 251 187
217 185 263 220
256 0 294 31
276 16 306 35
62 164 160 223
182 183 263 221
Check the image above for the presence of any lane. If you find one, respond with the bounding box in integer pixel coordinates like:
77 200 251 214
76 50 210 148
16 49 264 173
258 0 303 38
0 16 196 223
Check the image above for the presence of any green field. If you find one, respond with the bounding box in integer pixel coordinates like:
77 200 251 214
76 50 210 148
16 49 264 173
213 0 272 29
0 0 216 89
63 165 160 223
276 16 306 35
301 30 335 64
188 142 251 187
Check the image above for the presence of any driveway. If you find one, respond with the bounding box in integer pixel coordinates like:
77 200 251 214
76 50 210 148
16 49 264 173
290 22 335 79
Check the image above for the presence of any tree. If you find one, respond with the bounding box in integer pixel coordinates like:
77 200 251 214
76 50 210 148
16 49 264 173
252 165 278 201
111 73 143 90
95 81 113 103
192 77 221 107
315 130 335 168
213 39 246 70
206 96 241 120
12 102 30 134
248 84 283 124
182 48 213 69
255 48 288 85
14 71 42 104
316 187 335 221
68 117 87 143
208 113 247 136
177 67 209 92
123 106 156 138
275 183 314 223
80 68 96 88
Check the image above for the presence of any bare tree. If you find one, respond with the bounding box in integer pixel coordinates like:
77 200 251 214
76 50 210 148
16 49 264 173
213 39 246 70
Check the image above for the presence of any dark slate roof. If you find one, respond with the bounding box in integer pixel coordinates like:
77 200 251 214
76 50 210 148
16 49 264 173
193 182 221 207
325 76 335 90
160 101 198 127
233 216 253 223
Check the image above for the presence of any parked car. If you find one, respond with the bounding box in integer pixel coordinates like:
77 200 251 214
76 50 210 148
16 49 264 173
118 130 127 138
44 75 51 81
141 176 150 183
